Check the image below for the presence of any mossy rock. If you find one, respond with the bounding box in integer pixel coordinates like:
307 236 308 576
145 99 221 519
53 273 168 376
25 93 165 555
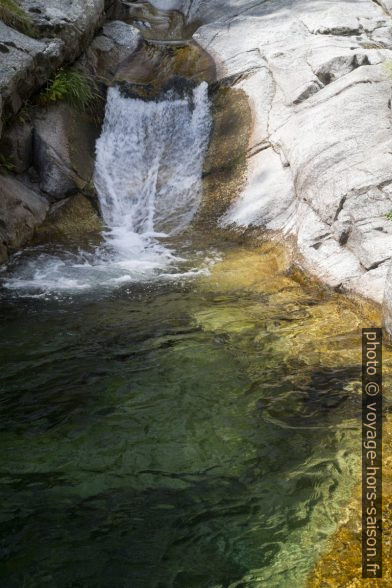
197 85 252 227
33 193 102 244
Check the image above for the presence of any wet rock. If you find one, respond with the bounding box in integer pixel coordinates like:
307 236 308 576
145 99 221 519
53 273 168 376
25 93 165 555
197 85 251 226
383 262 392 334
113 41 215 98
32 103 100 199
0 175 48 261
34 193 102 242
0 121 33 174
77 21 142 83
111 0 191 41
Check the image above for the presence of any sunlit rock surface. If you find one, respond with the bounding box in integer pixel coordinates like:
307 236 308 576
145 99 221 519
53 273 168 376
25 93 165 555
172 0 392 323
19 0 110 61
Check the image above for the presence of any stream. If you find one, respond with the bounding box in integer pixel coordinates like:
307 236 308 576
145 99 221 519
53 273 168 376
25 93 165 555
0 6 387 588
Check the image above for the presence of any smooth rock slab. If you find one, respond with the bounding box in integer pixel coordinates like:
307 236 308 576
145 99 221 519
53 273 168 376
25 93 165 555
32 103 100 199
221 146 295 230
187 0 392 326
0 175 48 261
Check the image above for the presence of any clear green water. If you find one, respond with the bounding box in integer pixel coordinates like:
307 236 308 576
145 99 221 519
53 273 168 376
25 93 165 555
0 239 367 587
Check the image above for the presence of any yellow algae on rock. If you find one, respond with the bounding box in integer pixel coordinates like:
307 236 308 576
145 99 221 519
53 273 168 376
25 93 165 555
197 242 294 293
195 243 380 369
33 193 102 244
194 240 391 588
308 416 392 588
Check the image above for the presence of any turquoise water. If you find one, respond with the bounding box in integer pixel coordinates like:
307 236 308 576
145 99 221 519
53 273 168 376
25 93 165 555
0 239 364 587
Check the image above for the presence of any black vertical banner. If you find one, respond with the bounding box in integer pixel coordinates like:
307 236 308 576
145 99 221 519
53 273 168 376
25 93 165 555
362 328 382 578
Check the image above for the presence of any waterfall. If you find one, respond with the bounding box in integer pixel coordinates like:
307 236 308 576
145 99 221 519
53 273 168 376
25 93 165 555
3 82 212 294
95 83 211 254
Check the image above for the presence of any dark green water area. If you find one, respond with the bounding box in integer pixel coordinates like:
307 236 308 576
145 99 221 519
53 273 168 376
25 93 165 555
0 236 380 588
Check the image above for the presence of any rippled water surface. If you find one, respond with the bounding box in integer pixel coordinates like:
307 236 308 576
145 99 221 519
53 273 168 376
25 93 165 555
0 239 382 587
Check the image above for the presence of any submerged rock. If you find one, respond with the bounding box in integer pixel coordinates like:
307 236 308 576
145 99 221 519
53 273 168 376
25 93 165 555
308 413 392 586
0 175 48 261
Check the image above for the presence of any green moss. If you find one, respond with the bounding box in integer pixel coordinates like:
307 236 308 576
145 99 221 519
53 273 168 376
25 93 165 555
0 0 33 36
384 60 392 77
0 153 15 174
15 101 30 125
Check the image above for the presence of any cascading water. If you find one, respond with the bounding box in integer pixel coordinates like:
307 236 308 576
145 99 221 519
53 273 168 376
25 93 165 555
2 82 212 294
95 83 211 259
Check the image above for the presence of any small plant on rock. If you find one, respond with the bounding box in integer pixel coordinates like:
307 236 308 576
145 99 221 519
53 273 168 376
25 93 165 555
386 210 392 221
38 69 101 113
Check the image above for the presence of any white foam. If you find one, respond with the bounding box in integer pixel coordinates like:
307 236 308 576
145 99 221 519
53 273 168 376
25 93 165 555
3 83 212 296
95 84 211 239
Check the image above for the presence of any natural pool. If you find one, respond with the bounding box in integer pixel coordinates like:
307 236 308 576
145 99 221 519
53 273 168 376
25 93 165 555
0 236 385 587
1 6 390 580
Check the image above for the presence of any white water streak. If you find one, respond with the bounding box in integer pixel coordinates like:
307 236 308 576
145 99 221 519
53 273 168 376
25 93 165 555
95 83 211 255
